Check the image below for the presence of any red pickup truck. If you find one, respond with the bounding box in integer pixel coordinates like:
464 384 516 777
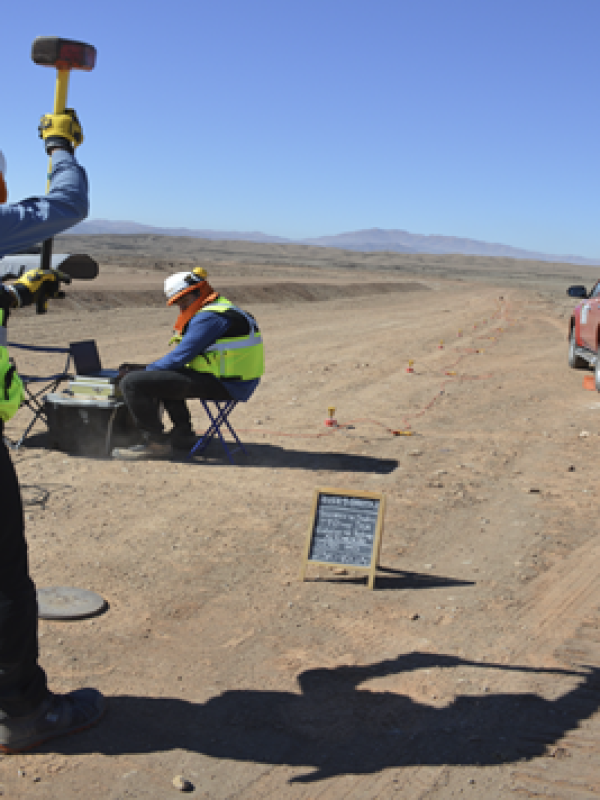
567 282 600 387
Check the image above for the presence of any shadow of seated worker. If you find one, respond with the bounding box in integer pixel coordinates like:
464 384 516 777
51 653 596 784
188 440 399 473
112 267 263 461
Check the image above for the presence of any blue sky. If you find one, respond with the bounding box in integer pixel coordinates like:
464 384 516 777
3 1 599 256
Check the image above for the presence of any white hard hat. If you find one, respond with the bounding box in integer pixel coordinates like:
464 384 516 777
164 267 208 305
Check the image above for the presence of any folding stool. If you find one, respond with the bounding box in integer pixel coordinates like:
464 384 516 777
187 399 248 464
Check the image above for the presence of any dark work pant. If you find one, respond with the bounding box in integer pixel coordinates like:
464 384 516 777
0 436 48 716
120 369 233 439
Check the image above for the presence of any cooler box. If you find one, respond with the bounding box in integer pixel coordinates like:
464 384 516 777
44 393 140 456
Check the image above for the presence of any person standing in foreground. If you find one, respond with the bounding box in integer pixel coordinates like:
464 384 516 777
0 110 104 754
112 268 264 459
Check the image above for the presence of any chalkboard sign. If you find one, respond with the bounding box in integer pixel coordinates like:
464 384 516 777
300 488 385 590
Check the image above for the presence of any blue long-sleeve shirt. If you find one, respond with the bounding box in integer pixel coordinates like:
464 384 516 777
0 150 88 258
146 309 260 402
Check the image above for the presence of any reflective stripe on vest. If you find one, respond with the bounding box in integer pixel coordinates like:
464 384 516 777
206 330 263 352
0 326 6 348
172 296 264 380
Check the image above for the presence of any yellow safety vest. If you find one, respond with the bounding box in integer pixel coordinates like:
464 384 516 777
0 310 24 423
170 297 264 381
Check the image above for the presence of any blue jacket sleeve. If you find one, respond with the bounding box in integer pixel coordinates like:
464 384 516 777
146 312 231 371
0 150 89 258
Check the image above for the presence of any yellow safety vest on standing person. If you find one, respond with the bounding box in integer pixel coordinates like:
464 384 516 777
169 297 265 381
0 309 24 422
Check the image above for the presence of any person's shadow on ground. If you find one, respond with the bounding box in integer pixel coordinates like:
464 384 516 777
50 652 597 782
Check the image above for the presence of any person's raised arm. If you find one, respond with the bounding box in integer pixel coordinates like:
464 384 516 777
0 109 88 258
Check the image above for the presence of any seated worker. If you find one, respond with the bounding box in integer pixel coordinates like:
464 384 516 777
112 268 264 460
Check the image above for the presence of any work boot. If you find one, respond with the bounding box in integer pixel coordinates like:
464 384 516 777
0 689 105 754
170 426 198 452
111 438 172 460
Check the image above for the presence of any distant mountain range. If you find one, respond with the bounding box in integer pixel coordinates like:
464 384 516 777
69 220 600 266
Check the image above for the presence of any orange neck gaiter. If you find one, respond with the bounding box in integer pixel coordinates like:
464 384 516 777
0 175 7 204
173 283 219 333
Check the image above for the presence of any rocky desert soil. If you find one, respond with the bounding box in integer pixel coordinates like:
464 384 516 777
1 237 600 799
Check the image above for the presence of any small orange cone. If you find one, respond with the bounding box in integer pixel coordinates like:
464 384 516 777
583 375 596 391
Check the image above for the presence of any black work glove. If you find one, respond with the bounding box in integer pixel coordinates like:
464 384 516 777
0 285 17 317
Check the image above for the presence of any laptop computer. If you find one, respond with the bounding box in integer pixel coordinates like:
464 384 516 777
70 340 119 382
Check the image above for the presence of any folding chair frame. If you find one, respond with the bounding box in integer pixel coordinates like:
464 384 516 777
5 342 73 450
187 400 247 464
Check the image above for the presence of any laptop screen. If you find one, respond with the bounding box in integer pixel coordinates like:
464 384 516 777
70 340 102 376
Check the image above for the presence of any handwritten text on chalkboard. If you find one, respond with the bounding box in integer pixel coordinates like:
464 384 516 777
309 494 380 566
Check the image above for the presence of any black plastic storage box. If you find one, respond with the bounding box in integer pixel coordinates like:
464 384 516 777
44 393 140 455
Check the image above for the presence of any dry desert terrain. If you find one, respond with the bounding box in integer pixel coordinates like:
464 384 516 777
1 237 600 799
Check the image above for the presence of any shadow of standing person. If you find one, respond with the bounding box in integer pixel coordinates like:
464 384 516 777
48 652 596 784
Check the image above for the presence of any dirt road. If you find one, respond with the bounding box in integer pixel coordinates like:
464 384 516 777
1 247 600 798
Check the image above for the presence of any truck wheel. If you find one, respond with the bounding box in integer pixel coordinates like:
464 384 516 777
569 329 587 369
